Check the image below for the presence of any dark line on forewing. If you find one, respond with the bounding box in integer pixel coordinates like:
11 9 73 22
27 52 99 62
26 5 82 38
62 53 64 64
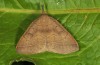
45 33 47 51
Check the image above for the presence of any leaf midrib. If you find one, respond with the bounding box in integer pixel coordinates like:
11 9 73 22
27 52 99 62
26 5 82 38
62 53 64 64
0 8 100 14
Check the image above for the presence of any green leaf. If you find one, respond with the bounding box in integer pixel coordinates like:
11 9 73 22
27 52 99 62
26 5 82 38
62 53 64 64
0 0 100 65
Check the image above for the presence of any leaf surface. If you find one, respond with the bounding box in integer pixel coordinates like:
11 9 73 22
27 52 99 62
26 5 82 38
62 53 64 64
0 0 100 65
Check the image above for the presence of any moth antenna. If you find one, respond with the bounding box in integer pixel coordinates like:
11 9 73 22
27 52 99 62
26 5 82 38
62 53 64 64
41 4 45 14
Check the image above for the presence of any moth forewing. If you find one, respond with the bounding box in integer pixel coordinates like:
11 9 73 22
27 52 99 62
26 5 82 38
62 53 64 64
16 14 79 54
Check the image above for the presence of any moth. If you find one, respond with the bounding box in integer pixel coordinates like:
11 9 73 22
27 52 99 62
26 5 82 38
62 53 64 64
16 7 79 54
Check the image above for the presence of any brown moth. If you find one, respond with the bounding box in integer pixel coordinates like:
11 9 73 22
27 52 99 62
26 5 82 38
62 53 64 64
16 7 79 54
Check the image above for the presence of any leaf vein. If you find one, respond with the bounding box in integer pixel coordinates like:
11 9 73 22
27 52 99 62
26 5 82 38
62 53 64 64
74 14 88 35
78 14 98 40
